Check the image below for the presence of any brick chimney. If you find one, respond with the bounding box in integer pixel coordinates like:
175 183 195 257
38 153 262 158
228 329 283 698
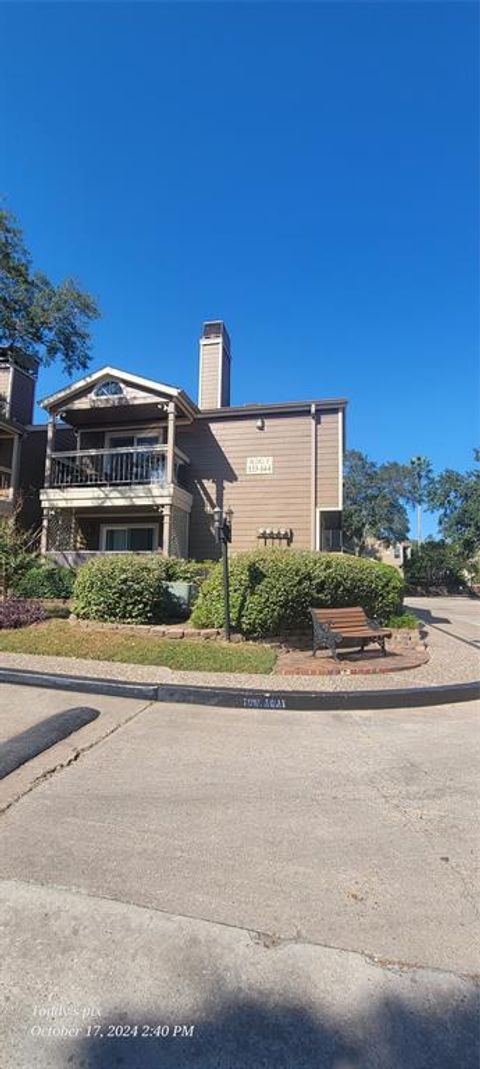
198 321 231 409
0 347 39 426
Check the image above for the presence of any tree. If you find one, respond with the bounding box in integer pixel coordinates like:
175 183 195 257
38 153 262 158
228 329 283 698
404 540 468 594
0 506 39 600
0 205 100 375
428 450 480 559
343 450 409 555
402 456 434 544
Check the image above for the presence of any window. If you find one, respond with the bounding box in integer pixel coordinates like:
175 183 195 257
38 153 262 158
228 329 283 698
104 434 165 484
101 524 158 552
106 433 163 448
93 379 125 398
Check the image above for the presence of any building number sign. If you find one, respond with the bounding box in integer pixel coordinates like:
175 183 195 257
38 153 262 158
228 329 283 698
246 456 273 475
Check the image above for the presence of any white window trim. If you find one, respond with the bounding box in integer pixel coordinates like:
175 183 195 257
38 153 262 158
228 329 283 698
100 523 159 552
316 508 343 552
93 379 125 399
105 431 164 448
338 408 344 509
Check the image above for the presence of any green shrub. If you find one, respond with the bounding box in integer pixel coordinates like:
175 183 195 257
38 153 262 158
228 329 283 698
404 541 468 594
191 550 404 638
15 564 76 600
387 612 420 630
163 558 216 595
73 555 178 623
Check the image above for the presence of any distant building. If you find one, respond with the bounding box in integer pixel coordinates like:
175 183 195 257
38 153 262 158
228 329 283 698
364 538 412 570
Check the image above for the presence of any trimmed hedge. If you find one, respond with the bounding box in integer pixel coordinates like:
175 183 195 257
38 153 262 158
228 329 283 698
15 564 76 600
73 555 216 624
164 559 216 586
190 550 404 638
73 556 177 623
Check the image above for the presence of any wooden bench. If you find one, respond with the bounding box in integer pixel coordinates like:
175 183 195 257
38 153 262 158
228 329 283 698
310 607 391 660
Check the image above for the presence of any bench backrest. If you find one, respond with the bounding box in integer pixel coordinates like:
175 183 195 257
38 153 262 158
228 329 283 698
311 607 371 632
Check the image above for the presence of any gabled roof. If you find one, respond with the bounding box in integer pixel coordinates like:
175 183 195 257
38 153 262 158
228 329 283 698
38 366 198 418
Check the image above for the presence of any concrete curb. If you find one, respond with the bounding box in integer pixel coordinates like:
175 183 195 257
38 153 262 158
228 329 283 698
0 666 478 710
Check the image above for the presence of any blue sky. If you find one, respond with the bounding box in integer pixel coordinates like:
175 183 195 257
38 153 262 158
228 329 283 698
1 2 478 535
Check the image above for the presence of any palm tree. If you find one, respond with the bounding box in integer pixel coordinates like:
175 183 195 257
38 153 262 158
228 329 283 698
406 456 433 544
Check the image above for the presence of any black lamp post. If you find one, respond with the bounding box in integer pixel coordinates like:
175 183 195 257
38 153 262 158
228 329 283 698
213 505 233 641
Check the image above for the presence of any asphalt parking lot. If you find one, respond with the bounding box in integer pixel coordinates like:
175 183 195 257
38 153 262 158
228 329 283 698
0 685 478 1067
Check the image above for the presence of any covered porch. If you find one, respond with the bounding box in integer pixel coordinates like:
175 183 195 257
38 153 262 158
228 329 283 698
38 366 198 557
44 499 191 566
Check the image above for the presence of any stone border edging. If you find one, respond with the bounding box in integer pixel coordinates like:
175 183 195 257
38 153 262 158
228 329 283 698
0 667 478 711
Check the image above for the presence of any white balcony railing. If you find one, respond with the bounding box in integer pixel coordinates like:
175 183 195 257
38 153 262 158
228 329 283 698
49 445 187 489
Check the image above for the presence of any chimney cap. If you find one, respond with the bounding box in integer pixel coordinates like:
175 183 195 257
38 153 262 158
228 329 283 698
202 321 231 350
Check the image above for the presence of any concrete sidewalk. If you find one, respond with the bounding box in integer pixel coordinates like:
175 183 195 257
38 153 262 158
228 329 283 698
1 877 477 1069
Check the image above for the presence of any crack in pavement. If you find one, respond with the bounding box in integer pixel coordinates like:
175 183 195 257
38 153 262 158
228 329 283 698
0 699 155 816
1 875 477 986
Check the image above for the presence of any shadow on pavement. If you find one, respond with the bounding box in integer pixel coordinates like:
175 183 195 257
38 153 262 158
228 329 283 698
411 608 451 625
74 990 480 1069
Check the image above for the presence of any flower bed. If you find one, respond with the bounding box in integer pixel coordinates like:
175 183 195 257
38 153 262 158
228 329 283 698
0 597 47 630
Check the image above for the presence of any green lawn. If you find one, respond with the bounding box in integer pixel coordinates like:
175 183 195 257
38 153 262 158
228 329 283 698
0 620 276 674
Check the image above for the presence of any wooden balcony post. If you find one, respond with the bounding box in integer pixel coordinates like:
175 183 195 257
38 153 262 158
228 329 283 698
40 509 49 557
166 401 176 485
44 413 57 488
10 433 21 502
163 503 172 557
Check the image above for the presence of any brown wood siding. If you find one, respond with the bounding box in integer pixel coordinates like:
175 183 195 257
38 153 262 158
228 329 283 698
177 412 313 559
316 410 341 510
199 347 220 409
10 368 35 425
0 437 13 468
18 426 76 533
0 368 9 415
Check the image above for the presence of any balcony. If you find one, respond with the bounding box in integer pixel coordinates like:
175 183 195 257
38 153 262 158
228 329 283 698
41 445 192 512
50 444 191 488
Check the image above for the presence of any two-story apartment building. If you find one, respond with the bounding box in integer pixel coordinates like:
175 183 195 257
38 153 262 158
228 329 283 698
19 322 346 562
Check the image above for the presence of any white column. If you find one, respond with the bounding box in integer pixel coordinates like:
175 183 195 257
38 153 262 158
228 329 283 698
40 510 49 556
44 413 57 488
163 503 172 558
310 403 317 550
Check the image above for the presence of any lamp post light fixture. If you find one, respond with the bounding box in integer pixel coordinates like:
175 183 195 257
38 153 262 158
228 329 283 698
213 505 233 641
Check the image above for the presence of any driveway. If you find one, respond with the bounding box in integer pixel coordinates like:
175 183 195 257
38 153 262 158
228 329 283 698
0 689 478 1067
406 595 480 648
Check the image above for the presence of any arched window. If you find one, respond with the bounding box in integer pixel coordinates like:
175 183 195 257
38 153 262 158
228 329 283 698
93 379 125 398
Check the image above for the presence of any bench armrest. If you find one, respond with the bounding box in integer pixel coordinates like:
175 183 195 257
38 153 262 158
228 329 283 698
310 614 342 646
